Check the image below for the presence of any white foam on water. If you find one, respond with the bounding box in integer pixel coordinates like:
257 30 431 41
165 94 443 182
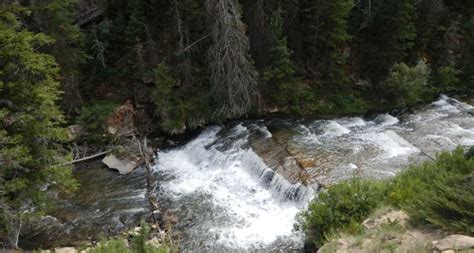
320 121 351 138
359 130 419 159
432 95 461 113
258 125 273 138
152 95 473 251
447 124 474 146
338 117 367 128
348 163 358 170
373 114 400 127
297 125 320 144
155 125 310 250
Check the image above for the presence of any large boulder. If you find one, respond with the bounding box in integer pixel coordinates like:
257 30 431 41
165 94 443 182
102 153 140 175
432 235 474 251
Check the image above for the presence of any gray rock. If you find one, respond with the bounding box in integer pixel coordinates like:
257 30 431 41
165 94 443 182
147 237 162 248
362 210 409 230
67 124 84 140
432 234 474 251
53 247 77 253
102 154 140 175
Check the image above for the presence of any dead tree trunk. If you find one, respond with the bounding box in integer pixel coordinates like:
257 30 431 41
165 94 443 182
173 0 193 86
205 0 260 118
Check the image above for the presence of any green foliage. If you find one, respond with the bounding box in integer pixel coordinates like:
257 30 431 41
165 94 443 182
301 148 474 251
261 8 301 107
388 147 474 206
299 178 386 249
152 61 211 134
90 221 169 253
388 147 474 234
0 4 77 247
30 0 87 113
89 239 131 253
301 0 352 79
406 174 474 234
352 0 417 83
459 17 474 95
124 0 146 45
76 101 118 131
381 61 432 108
152 61 187 134
433 65 461 93
314 94 369 115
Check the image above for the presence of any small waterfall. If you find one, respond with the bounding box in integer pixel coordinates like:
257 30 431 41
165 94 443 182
154 124 313 251
154 96 473 251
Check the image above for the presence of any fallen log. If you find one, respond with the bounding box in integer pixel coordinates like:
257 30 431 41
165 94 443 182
59 150 110 166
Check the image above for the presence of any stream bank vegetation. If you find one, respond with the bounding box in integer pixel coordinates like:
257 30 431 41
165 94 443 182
298 147 474 252
1 0 474 250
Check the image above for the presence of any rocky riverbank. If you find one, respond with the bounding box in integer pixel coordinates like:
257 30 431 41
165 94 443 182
318 208 474 253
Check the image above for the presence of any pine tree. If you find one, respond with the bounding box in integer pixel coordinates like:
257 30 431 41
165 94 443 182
261 8 300 107
0 5 77 249
459 17 474 94
30 0 87 114
352 0 417 84
300 0 352 80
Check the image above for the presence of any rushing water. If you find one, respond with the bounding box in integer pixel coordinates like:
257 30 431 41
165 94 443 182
153 125 313 251
21 96 474 251
153 95 474 252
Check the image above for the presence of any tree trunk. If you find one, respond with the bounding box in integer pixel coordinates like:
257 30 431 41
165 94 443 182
7 215 21 250
205 0 260 118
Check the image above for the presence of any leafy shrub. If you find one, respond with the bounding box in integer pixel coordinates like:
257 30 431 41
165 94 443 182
298 178 386 249
300 147 474 251
316 94 369 115
388 147 474 207
90 221 169 253
381 61 432 108
388 147 474 234
405 174 474 234
433 65 460 93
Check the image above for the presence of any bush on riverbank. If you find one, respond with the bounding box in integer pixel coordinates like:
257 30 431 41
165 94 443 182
298 178 387 248
89 222 171 253
299 147 474 250
390 147 474 234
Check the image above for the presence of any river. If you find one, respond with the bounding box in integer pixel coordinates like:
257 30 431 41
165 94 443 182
21 95 474 251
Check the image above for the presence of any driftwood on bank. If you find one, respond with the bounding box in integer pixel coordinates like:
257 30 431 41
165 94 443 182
59 150 110 166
